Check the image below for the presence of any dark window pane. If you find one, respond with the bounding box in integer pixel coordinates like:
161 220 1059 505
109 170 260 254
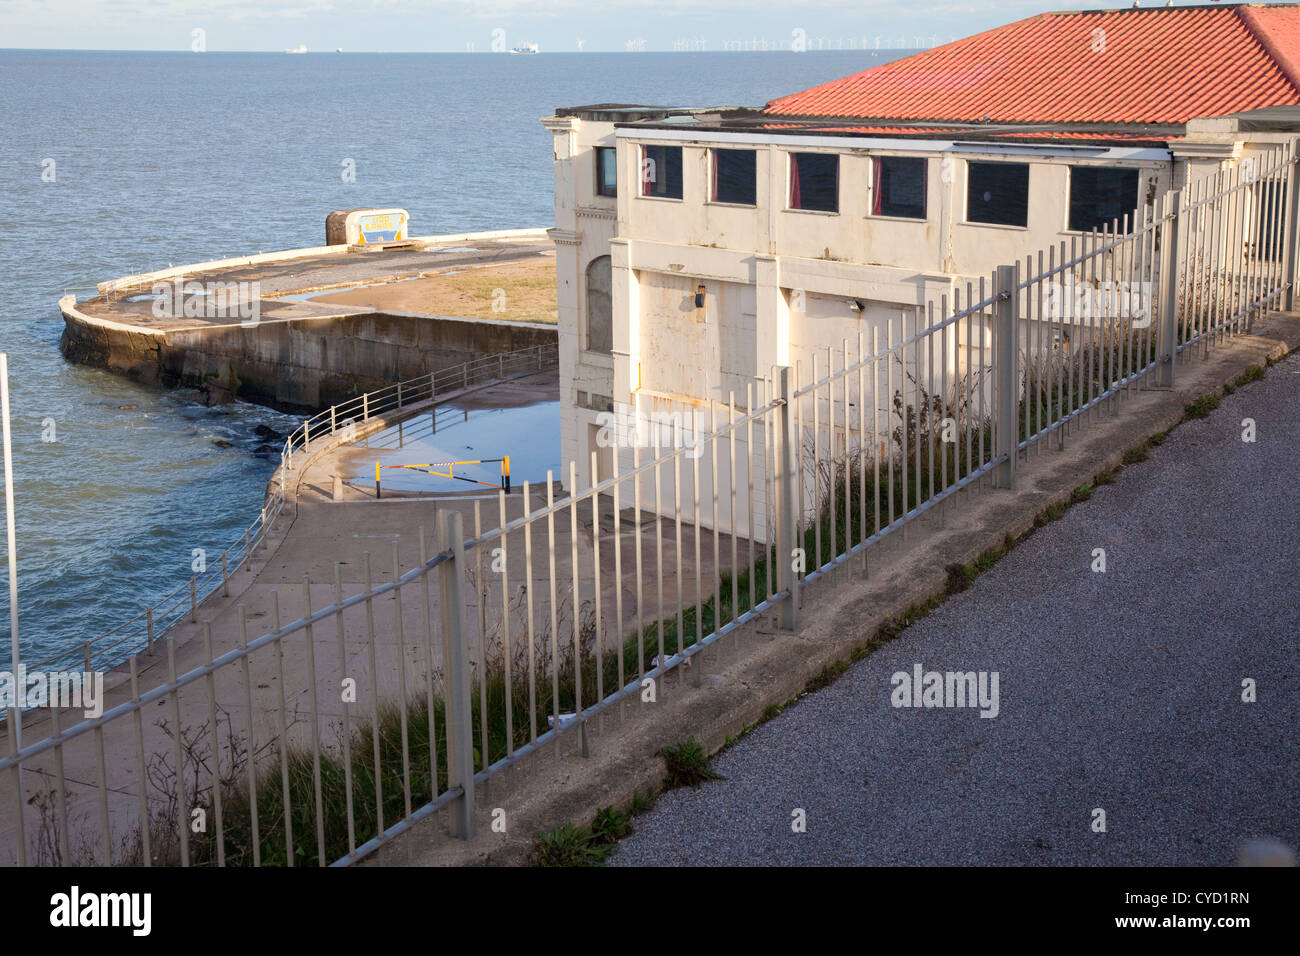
595 147 617 197
641 145 683 199
790 152 838 212
713 149 756 205
967 161 1029 227
873 156 926 219
1068 167 1139 232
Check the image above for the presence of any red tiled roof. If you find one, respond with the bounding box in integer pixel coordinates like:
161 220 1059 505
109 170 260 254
766 4 1300 126
761 122 1177 144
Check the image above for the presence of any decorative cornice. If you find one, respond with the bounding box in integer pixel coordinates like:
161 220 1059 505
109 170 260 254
548 227 582 246
576 204 617 221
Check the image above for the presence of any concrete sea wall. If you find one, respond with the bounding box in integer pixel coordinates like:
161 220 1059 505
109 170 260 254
60 299 556 411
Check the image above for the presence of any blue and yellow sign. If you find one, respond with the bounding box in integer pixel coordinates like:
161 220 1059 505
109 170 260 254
346 209 409 245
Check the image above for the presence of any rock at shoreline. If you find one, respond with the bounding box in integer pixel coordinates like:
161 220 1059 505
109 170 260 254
254 424 284 441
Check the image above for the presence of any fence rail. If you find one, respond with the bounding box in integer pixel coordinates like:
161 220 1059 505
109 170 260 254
3 143 1295 867
22 342 557 676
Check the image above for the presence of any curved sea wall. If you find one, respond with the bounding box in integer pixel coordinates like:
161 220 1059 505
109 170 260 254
59 228 557 410
60 297 556 410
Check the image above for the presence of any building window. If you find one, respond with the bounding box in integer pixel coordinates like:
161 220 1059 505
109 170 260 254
640 144 683 199
967 161 1030 227
1069 167 1139 233
595 147 617 198
585 256 612 353
712 148 757 205
789 152 838 212
871 156 926 219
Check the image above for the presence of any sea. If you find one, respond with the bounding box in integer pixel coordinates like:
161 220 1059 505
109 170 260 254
0 48 907 669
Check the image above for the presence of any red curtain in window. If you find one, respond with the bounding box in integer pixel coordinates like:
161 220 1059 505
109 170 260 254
872 158 885 216
711 151 719 201
790 154 801 209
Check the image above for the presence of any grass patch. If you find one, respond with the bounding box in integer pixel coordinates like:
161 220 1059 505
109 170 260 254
533 824 616 867
533 803 634 866
591 806 632 844
1182 393 1221 420
661 738 723 790
1227 364 1266 392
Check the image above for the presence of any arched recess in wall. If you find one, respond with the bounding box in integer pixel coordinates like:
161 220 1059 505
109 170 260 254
585 255 613 353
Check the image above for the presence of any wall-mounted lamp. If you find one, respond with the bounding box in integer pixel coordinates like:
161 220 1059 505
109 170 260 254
695 284 707 309
849 298 866 313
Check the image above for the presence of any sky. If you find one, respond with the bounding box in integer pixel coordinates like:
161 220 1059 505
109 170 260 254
0 0 1259 53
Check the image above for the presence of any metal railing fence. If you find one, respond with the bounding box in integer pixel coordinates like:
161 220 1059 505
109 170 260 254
22 342 557 676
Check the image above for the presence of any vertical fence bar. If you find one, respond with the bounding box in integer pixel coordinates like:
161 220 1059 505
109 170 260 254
238 606 260 866
362 555 383 837
472 501 488 773
333 564 356 856
924 310 935 506
568 462 585 721
1284 142 1300 312
776 366 799 630
994 264 1018 490
1158 190 1182 387
271 592 294 867
49 705 71 865
745 384 756 614
499 489 514 754
727 393 739 631
856 333 867 549
5 708 23 866
388 547 411 821
546 472 561 757
759 374 769 598
421 530 441 816
871 326 880 542
672 438 684 687
522 485 538 743
94 722 110 865
911 318 921 513
165 641 188 866
611 445 626 714
632 436 647 686
711 400 722 640
438 510 475 839
466 502 485 775
128 660 149 867
591 453 605 710
200 623 226 867
691 415 705 676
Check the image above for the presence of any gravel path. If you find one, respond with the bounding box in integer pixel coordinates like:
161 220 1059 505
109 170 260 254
613 353 1300 866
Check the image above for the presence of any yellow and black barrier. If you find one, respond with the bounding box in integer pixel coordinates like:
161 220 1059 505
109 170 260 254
375 455 510 499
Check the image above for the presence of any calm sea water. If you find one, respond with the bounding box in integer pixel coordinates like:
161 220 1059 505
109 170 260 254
0 49 904 667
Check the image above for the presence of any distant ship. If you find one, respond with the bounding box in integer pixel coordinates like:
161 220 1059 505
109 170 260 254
285 44 307 54
509 43 539 55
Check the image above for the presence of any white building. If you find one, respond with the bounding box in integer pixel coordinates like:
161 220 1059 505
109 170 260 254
543 5 1300 520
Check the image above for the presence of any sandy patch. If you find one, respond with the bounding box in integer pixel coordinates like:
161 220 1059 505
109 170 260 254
311 256 557 323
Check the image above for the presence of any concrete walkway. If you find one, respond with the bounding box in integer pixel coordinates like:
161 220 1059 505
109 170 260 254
612 351 1300 867
0 368 738 864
